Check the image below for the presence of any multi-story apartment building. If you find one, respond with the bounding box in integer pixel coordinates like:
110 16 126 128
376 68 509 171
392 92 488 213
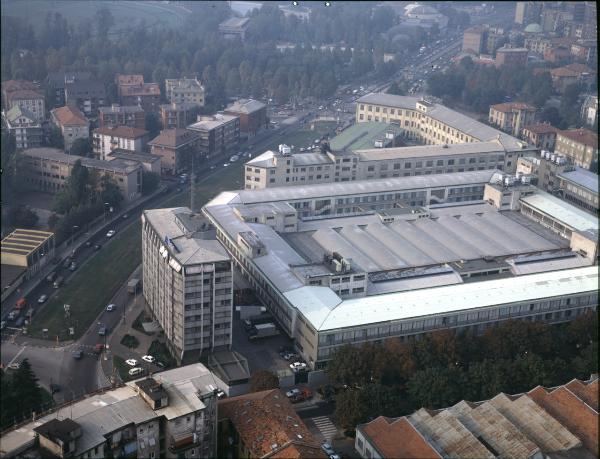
580 95 598 128
0 364 224 459
187 114 240 159
495 46 528 67
64 79 106 116
218 17 250 40
514 1 542 25
92 126 149 160
570 39 597 66
50 105 89 153
99 104 146 130
3 105 43 149
148 128 201 175
19 147 142 202
489 102 537 137
160 102 197 129
550 63 596 93
244 141 508 190
462 25 488 54
46 71 92 107
1 80 45 122
203 174 597 370
165 78 205 107
555 128 598 170
222 99 267 136
116 74 161 112
521 123 559 151
142 207 233 363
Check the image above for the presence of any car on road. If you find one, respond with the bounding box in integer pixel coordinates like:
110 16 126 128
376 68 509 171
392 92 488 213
63 258 72 269
129 367 144 376
290 362 307 372
98 327 107 336
223 163 229 167
106 304 116 312
69 262 77 271
106 230 116 238
122 213 128 219
72 350 83 360
125 359 138 366
93 344 104 354
321 443 335 456
84 241 92 247
141 355 155 363
38 294 48 304
46 271 57 282
94 244 102 251
286 388 300 398
8 362 21 370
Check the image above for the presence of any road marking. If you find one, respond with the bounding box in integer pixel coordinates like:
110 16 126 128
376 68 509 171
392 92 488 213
311 416 338 441
8 346 27 366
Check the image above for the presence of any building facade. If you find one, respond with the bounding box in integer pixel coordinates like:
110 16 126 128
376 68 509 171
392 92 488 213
46 71 92 108
165 78 205 107
1 80 45 122
99 104 146 130
116 74 161 112
555 128 598 170
50 105 90 153
92 126 149 160
222 99 267 136
495 47 529 67
521 123 559 151
488 102 537 137
558 168 599 215
64 79 106 116
142 208 233 363
462 25 488 54
187 114 240 159
160 102 197 129
3 105 43 150
148 129 201 175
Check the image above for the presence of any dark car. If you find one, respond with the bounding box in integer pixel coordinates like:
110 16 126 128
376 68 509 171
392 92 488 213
93 244 102 251
62 258 72 269
72 350 83 360
98 327 107 336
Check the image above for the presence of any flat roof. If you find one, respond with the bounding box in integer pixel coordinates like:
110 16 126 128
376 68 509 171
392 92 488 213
558 167 599 194
520 191 598 232
289 266 598 331
1 229 54 256
21 148 140 174
329 122 401 152
356 140 506 161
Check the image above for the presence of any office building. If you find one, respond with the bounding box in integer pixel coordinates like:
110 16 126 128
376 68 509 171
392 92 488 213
521 123 559 151
99 104 146 130
1 79 45 122
165 78 205 107
514 2 542 25
142 208 233 363
555 128 598 170
106 150 162 175
203 171 597 370
187 114 240 159
148 129 201 175
3 105 43 150
50 105 90 153
580 95 598 128
64 79 106 116
0 364 225 459
116 74 161 112
488 102 537 137
355 376 598 459
160 102 197 129
92 126 149 160
20 148 142 202
495 47 528 67
1 229 55 281
222 99 267 136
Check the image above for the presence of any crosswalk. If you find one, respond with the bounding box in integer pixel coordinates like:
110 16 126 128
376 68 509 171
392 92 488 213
311 416 338 441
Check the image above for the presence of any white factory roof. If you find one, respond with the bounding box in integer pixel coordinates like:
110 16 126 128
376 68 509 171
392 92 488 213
289 266 598 331
520 191 598 232
558 166 599 194
356 140 506 161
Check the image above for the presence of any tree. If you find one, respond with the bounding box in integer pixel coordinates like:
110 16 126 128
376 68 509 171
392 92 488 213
387 81 404 96
7 206 38 228
145 113 161 138
95 7 115 38
46 126 64 149
249 370 279 392
99 174 124 208
141 171 160 195
407 366 465 409
69 137 92 157
11 359 43 424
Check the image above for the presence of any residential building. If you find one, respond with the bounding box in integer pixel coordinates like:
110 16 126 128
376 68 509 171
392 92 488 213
20 147 142 202
1 229 55 281
99 104 146 130
222 98 267 136
543 44 572 64
550 63 596 93
160 102 197 129
244 141 508 190
489 102 537 137
279 4 311 21
64 79 106 116
116 74 161 112
524 36 574 56
187 114 240 159
92 126 149 160
580 95 598 128
46 71 92 107
107 149 162 175
3 105 43 149
0 364 225 459
462 25 488 54
521 123 559 151
514 2 542 25
218 389 326 459
165 78 205 107
355 377 598 459
555 128 598 170
148 129 201 175
142 207 233 363
50 105 90 153
495 46 528 67
1 80 45 122
570 39 597 66
218 17 250 40
203 172 597 370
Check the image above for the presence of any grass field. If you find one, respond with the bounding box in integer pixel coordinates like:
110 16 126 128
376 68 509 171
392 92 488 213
28 221 142 341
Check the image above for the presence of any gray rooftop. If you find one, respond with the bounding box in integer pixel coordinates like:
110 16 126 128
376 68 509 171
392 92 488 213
356 140 506 161
520 191 598 232
21 148 140 174
224 98 266 114
187 113 238 131
558 167 599 194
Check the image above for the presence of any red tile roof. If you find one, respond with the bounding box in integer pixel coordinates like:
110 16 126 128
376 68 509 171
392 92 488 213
2 79 41 94
51 105 88 126
218 389 326 459
528 385 598 456
490 102 536 112
564 63 596 74
148 129 200 148
7 89 44 101
360 416 442 459
116 74 145 86
523 123 559 134
120 83 161 97
565 379 598 411
558 128 598 148
93 125 148 139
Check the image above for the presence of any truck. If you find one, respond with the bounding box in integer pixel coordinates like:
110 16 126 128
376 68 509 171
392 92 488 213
127 278 141 294
248 323 280 340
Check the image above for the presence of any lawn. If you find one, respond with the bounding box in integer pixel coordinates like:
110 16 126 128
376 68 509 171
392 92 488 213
263 121 339 153
27 221 142 341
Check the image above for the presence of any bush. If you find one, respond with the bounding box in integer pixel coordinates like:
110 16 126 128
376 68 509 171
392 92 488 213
120 334 140 349
8 206 39 228
148 340 176 367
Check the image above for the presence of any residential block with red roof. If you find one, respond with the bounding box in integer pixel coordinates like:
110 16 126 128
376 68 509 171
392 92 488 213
1 79 45 122
555 128 599 170
521 122 559 151
92 125 149 160
489 102 537 137
50 105 90 153
147 128 201 175
115 74 161 112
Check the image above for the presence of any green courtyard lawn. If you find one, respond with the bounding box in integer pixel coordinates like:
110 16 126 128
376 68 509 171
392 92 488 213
27 221 142 341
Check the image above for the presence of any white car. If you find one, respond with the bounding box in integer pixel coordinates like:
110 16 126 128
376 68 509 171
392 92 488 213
321 443 335 456
125 359 138 367
8 362 21 370
106 304 116 312
223 163 229 167
141 355 155 363
106 230 116 238
290 362 307 372
38 294 48 303
286 388 300 398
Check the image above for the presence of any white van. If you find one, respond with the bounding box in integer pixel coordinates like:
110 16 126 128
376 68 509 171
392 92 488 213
128 367 143 377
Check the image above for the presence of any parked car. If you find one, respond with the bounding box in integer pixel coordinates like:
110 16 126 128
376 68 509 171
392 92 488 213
106 230 116 238
156 361 166 368
69 262 77 271
122 213 129 219
53 276 64 289
286 388 300 398
321 443 335 456
290 362 307 372
84 241 92 247
128 367 143 376
63 258 72 269
283 352 298 361
38 294 48 304
106 304 116 312
142 355 155 363
125 359 138 367
98 327 107 336
72 350 83 360
7 362 20 370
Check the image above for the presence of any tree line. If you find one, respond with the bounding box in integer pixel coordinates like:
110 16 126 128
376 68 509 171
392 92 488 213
326 311 598 430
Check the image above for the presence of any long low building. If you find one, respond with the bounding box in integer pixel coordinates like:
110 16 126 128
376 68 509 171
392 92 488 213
202 174 597 370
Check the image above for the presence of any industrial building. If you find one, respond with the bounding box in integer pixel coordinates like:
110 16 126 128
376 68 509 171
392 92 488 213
202 172 597 370
142 208 233 363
